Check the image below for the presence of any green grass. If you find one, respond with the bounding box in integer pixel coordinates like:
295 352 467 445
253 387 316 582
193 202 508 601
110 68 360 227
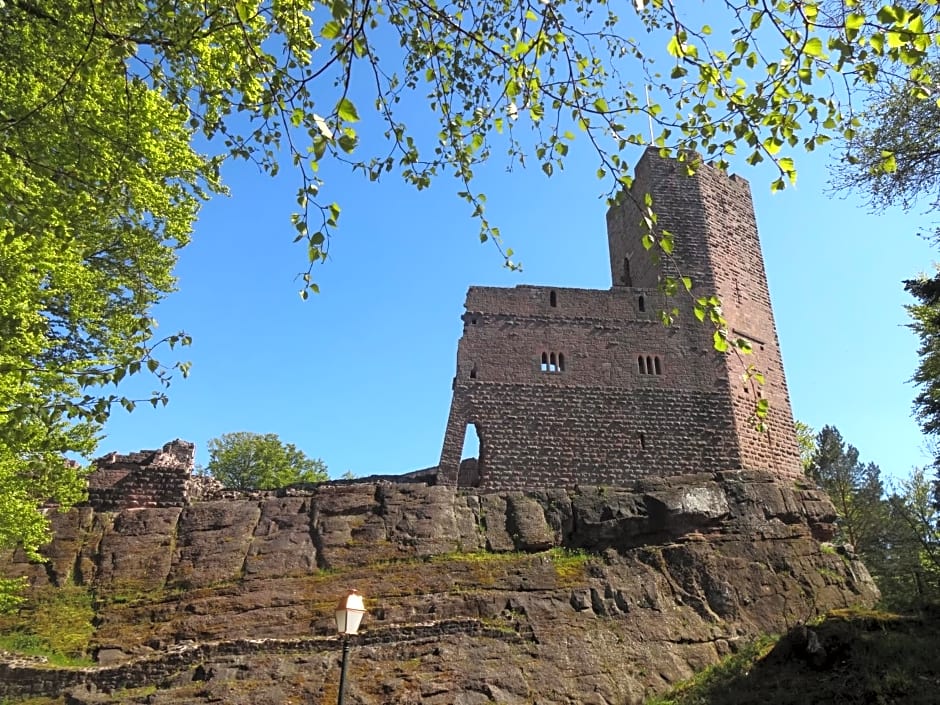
0 584 95 666
646 636 778 705
548 547 591 584
645 606 940 705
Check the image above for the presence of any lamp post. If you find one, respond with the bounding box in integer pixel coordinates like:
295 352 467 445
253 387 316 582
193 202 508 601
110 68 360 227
334 589 367 705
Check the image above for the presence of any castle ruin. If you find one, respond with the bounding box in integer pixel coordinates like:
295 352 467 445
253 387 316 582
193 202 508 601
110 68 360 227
86 149 802 507
438 148 802 490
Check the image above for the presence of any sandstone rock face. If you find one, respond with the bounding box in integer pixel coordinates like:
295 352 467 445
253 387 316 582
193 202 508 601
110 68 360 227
1 472 877 704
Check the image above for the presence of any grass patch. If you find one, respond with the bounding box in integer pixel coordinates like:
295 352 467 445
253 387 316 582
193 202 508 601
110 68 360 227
646 635 778 705
645 606 940 705
548 547 591 585
0 584 95 665
430 550 528 565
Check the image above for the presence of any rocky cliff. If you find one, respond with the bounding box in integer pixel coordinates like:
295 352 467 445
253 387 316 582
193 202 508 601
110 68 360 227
1 469 877 705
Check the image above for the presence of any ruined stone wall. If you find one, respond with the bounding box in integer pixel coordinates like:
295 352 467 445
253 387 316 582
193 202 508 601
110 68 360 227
86 440 197 510
696 163 801 475
607 153 799 476
439 149 802 489
442 384 741 489
606 151 800 478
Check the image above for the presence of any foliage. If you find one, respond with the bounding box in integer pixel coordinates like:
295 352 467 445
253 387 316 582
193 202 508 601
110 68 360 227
548 547 591 583
646 635 779 705
880 468 940 609
6 0 940 293
807 425 885 554
646 608 940 705
4 0 940 602
205 432 328 490
0 584 95 663
906 272 940 468
0 0 220 599
833 61 940 218
803 424 940 609
794 420 816 473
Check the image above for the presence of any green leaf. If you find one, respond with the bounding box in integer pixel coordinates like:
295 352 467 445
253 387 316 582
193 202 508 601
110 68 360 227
338 133 357 153
321 20 342 39
880 151 897 173
667 35 683 58
331 0 351 20
336 98 360 123
234 1 251 22
713 330 729 352
755 398 770 418
804 37 824 57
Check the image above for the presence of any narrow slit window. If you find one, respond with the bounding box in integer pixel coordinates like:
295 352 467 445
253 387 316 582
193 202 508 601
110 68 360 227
638 355 663 376
541 351 566 373
469 365 477 379
623 258 632 286
638 295 645 312
638 432 646 450
550 291 557 307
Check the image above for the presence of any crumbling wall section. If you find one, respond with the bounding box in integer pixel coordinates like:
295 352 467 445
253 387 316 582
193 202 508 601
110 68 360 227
86 439 197 510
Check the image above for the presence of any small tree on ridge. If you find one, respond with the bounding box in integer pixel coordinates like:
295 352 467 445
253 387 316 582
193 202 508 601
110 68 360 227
206 432 327 490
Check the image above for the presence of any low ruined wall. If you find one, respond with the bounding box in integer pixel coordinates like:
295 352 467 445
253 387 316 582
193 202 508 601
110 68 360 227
86 440 198 510
0 620 523 700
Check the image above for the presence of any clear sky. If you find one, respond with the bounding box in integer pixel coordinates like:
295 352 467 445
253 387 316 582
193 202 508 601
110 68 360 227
98 134 936 482
98 4 938 482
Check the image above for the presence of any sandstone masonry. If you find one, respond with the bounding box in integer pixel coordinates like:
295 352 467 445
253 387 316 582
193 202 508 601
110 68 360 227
438 149 802 490
86 440 219 510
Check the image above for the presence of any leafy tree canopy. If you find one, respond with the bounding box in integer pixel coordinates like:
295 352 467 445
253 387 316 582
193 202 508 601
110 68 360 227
906 273 940 472
835 61 940 215
828 1 940 218
807 425 884 553
802 424 940 608
3 0 940 600
882 467 940 608
205 432 328 490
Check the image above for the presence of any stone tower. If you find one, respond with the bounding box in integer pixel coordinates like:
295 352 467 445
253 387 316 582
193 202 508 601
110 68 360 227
438 149 801 490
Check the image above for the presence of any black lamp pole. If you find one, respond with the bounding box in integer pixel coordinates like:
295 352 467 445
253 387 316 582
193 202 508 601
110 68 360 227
337 635 351 705
334 589 366 705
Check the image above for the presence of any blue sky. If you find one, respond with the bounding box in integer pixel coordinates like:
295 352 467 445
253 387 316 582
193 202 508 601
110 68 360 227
99 135 937 482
